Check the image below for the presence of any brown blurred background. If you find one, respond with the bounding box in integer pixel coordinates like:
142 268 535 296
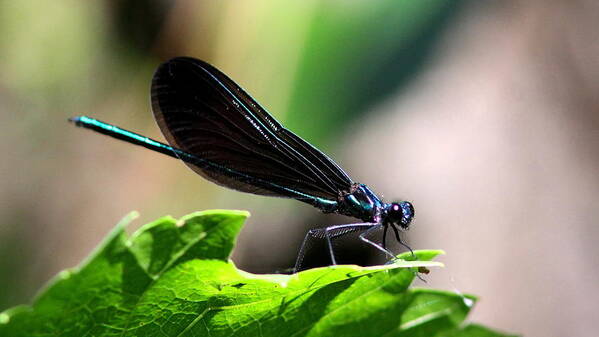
1 1 598 336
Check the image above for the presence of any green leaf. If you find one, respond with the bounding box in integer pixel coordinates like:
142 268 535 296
0 210 515 337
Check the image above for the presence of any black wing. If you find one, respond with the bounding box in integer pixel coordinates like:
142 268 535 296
151 57 354 207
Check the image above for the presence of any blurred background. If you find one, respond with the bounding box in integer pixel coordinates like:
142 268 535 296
1 1 598 336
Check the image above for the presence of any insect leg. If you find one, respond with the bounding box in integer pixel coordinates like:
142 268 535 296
294 223 378 272
294 228 322 272
358 225 396 259
390 224 415 258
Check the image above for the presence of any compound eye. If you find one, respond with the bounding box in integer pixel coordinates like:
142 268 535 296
385 203 403 224
398 201 414 229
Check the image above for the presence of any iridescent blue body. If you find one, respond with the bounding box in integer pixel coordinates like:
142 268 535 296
336 183 414 227
70 116 414 227
69 57 415 271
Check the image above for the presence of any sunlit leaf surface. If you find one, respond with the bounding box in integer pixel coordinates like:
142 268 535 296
0 210 515 337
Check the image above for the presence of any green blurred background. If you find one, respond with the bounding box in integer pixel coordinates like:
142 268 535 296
2 1 599 336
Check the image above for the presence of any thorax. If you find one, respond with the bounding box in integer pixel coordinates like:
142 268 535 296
337 183 384 222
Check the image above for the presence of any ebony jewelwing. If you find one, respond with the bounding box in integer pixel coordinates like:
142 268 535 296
69 56 415 272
